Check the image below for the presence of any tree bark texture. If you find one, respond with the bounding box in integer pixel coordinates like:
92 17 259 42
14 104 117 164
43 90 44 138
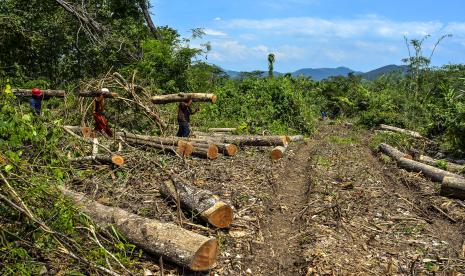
441 177 465 200
151 93 217 104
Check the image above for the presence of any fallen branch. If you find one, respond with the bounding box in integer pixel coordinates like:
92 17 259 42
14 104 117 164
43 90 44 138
78 91 119 98
71 155 124 166
441 177 465 200
418 155 464 174
271 146 287 160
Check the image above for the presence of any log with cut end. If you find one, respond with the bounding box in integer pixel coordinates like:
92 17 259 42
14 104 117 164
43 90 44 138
271 146 287 160
12 89 65 98
124 137 193 158
151 93 217 104
379 143 462 182
379 124 423 139
289 135 304 142
192 145 218 160
419 155 464 174
198 135 290 147
79 91 119 98
71 155 124 166
160 178 233 228
441 177 465 200
191 141 237 157
208 128 236 133
62 189 218 271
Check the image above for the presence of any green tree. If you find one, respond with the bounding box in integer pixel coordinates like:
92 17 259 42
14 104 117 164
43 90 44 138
268 53 275 78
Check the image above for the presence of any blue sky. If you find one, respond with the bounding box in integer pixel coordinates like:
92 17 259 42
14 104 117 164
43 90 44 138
150 0 465 72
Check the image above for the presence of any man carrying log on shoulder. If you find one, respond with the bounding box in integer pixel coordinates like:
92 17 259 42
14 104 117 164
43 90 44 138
177 98 199 137
30 88 43 115
93 90 113 136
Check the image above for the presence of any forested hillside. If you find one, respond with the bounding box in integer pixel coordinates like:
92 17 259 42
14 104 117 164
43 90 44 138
1 1 465 275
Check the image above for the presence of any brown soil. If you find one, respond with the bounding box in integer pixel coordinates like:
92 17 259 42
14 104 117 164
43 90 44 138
70 122 465 275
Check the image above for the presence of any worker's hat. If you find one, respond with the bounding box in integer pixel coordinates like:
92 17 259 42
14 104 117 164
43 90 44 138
32 88 42 96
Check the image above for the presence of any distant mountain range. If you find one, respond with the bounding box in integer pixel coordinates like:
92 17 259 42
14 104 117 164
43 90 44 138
225 65 408 81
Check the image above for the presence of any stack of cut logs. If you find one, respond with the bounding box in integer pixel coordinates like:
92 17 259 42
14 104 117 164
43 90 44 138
377 124 465 201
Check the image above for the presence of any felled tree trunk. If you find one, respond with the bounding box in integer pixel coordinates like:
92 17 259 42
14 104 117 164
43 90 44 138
62 189 218 271
78 91 119 98
12 89 65 98
159 178 233 228
151 93 217 104
271 146 287 160
379 124 423 139
208 128 236 133
191 141 237 156
213 135 290 147
379 143 412 160
289 135 304 142
192 146 218 160
441 177 465 200
124 137 193 158
71 155 124 166
419 155 464 174
379 143 461 182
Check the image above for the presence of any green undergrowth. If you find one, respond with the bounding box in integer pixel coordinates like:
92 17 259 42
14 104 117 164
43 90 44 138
0 95 143 274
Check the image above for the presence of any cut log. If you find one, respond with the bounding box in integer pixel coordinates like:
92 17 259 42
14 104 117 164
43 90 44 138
379 143 413 160
79 91 119 98
124 137 193 158
197 135 290 147
151 93 217 104
191 141 235 156
12 89 65 98
441 177 465 200
379 124 423 139
192 146 218 160
289 135 304 142
271 146 287 160
208 128 236 133
71 155 124 166
379 143 462 182
62 189 218 271
419 155 464 174
159 178 233 228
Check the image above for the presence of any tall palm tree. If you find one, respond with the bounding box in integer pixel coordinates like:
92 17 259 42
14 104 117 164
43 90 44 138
268 53 275 78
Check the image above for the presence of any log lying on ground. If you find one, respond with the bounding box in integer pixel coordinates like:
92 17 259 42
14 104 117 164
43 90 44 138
152 93 217 104
62 189 218 271
71 155 124 166
379 143 462 182
271 146 287 160
379 143 413 160
191 141 237 156
208 128 236 133
289 135 304 142
441 177 465 200
191 145 218 160
63 125 93 138
78 90 119 98
124 137 193 158
198 135 290 147
160 178 233 228
419 155 464 174
12 89 65 98
379 124 423 139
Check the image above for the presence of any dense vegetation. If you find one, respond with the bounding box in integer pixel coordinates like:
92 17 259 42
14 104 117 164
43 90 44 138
1 0 465 274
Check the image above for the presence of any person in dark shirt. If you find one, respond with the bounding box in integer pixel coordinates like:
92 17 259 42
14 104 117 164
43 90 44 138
177 99 199 137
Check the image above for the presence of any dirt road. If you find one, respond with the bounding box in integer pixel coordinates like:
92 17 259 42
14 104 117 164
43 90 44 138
247 122 464 275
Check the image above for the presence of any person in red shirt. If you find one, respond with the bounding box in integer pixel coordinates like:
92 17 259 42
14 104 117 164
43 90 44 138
93 92 113 136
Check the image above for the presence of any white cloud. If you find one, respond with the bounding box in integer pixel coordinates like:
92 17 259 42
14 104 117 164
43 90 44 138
214 17 222 21
224 16 447 39
203 28 227 37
